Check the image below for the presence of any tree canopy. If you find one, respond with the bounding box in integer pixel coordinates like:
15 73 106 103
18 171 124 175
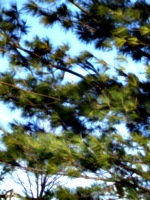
0 0 149 199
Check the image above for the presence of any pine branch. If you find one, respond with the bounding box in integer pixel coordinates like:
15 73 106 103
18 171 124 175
13 43 86 80
119 162 150 181
69 0 97 23
2 158 150 193
0 80 60 101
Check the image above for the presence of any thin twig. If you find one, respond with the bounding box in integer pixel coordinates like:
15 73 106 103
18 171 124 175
0 80 60 100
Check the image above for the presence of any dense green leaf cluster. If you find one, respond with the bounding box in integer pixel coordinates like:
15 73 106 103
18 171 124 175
0 0 149 199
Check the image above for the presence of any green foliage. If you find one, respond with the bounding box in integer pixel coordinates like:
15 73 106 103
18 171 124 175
55 185 104 200
0 0 149 199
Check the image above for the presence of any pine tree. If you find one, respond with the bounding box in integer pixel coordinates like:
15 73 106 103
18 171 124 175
0 0 149 199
